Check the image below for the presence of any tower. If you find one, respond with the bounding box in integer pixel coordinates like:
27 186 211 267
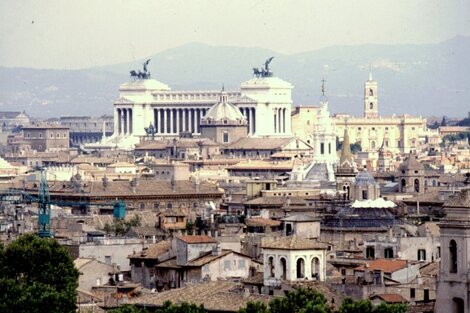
397 152 425 193
436 189 470 313
336 127 357 200
364 72 378 118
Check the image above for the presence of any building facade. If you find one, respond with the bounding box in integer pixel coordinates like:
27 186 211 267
333 74 427 153
105 66 293 149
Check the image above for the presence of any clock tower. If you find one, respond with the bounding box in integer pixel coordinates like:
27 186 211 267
364 72 378 118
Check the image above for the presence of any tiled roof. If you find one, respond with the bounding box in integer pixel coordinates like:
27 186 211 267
281 213 319 222
128 281 271 312
128 240 171 260
444 189 470 208
227 137 296 150
186 250 232 266
74 257 94 269
355 259 408 273
370 293 407 303
246 217 281 227
227 160 294 170
262 236 329 250
177 235 218 244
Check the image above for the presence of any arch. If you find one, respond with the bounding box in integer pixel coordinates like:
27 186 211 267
311 257 320 280
280 257 287 280
450 239 457 273
401 179 406 192
268 256 275 277
452 297 464 313
296 257 305 279
371 141 376 148
414 179 420 192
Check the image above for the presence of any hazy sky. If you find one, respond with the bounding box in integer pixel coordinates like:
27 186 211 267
1 0 469 69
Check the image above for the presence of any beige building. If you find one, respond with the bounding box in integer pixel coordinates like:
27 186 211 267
333 74 427 153
21 125 70 152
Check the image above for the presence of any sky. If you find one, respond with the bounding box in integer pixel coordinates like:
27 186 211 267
1 0 469 69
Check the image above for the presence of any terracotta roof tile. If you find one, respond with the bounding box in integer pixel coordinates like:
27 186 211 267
246 217 281 227
371 293 408 303
355 259 408 273
128 240 171 260
177 235 218 244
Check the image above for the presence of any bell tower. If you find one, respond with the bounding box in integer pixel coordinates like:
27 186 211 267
364 72 378 118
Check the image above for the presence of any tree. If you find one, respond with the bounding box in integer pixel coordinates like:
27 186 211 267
0 234 79 313
269 287 330 313
108 301 207 313
104 215 142 236
239 301 269 313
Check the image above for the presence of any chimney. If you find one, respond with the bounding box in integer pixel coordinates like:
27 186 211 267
102 175 109 192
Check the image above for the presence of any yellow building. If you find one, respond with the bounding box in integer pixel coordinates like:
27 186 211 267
332 74 428 153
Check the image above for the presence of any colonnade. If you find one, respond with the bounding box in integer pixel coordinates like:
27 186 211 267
239 107 256 135
273 107 287 134
153 108 208 134
117 108 133 135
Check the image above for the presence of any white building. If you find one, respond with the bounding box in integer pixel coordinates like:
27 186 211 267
262 236 328 287
104 63 293 149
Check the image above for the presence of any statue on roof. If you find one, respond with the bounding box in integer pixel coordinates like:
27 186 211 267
252 57 274 78
130 59 151 80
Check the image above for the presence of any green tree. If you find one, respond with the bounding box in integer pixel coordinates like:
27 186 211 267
0 234 79 313
239 301 269 313
108 301 207 313
269 287 330 313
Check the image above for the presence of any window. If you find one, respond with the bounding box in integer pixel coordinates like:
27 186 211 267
153 203 160 209
424 289 430 303
26 133 30 138
384 248 394 258
450 239 457 273
56 133 60 138
414 179 420 193
370 102 373 110
139 203 146 210
418 249 426 261
50 134 54 138
369 88 373 96
328 143 331 154
362 190 368 200
39 133 43 138
410 288 416 299
166 203 173 209
296 258 305 279
238 259 246 269
366 247 375 259
320 143 324 154
105 256 111 265
268 257 274 277
223 131 229 143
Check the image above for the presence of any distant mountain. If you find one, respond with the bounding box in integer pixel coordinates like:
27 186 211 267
0 37 469 118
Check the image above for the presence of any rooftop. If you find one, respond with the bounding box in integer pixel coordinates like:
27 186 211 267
262 236 329 250
177 235 218 244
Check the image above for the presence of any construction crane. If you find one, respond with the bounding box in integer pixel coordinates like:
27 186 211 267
0 167 126 238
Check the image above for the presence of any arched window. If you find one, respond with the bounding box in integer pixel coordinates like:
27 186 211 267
414 179 420 192
268 257 275 277
369 88 374 96
450 240 457 273
280 258 287 280
296 258 305 279
370 102 374 110
311 257 320 280
371 141 376 148
401 179 406 191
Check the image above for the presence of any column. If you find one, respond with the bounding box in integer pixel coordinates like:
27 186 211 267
153 109 160 134
182 109 186 132
273 109 277 134
252 108 256 134
115 108 120 135
176 109 181 134
246 108 250 134
122 109 127 135
128 109 132 134
162 109 167 134
160 109 165 134
278 108 281 134
170 109 174 134
282 108 286 133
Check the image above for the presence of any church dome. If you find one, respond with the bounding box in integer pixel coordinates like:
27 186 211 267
354 170 376 186
204 90 245 122
399 153 424 171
